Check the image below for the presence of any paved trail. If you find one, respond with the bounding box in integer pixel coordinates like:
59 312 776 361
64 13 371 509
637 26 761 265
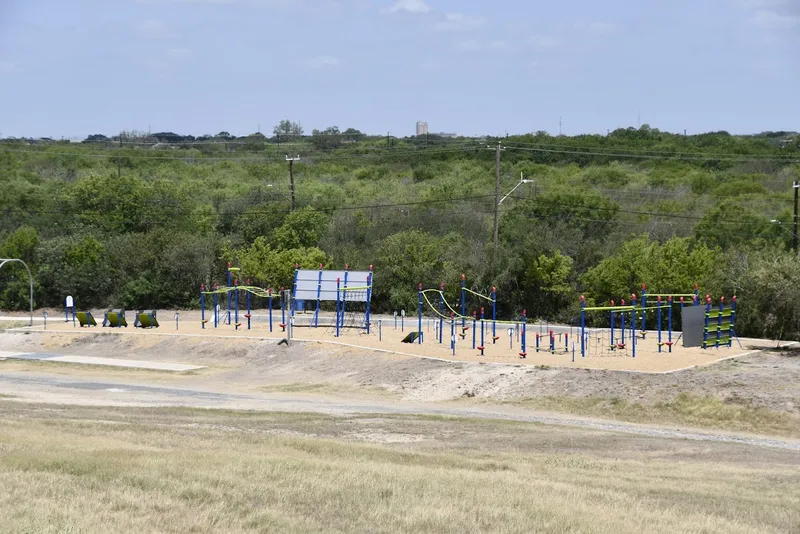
1 371 798 452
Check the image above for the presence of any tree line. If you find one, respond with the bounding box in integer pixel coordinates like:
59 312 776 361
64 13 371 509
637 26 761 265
1 124 799 340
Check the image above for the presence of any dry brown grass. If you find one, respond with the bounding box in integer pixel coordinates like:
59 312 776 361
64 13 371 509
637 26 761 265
507 393 800 438
1 402 798 533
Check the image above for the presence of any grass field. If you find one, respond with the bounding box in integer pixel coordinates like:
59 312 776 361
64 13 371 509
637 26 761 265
505 393 800 439
1 402 798 533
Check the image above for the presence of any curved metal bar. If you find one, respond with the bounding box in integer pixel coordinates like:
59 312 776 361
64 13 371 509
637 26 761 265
0 258 34 326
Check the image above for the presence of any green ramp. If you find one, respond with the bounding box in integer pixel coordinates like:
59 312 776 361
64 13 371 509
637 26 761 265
103 309 128 328
401 331 422 343
135 313 159 329
76 311 97 327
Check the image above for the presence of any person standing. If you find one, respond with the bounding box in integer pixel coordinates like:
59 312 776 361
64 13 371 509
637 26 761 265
65 295 74 322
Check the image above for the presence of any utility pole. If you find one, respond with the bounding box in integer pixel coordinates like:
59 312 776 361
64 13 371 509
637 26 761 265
492 141 503 254
286 155 300 211
793 180 799 254
117 132 122 178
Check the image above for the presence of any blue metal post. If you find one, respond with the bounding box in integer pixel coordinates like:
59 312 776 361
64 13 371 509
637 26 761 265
632 310 636 358
438 283 444 344
610 300 615 348
703 296 711 349
657 296 662 353
227 263 232 320
291 264 299 318
450 314 455 355
491 286 497 344
580 296 586 357
335 278 341 337
417 283 423 344
213 285 218 328
201 284 206 330
668 296 673 352
472 312 477 349
520 309 527 358
280 287 286 331
314 264 323 327
621 300 626 348
480 307 485 348
365 266 373 334
234 280 239 330
246 285 251 330
641 284 647 335
694 283 699 306
461 274 466 329
268 289 273 332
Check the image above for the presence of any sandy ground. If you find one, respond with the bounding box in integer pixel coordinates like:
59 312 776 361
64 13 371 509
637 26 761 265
6 308 776 373
1 329 798 417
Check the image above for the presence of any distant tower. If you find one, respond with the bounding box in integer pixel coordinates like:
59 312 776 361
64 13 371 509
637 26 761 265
416 121 429 136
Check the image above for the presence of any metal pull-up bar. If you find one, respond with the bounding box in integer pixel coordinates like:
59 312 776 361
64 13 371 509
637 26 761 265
0 258 34 326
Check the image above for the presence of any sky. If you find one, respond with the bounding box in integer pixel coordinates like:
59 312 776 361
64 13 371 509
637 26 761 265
0 0 798 139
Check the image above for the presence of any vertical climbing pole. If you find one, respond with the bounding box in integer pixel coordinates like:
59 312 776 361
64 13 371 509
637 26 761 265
479 306 485 355
213 284 219 328
314 264 323 328
280 287 286 332
417 283 423 344
335 278 341 338
450 313 455 355
657 296 662 353
580 296 585 358
668 296 673 352
227 262 232 323
201 284 206 329
461 274 466 329
730 296 737 348
631 293 637 338
491 286 497 344
268 288 273 332
632 308 636 358
234 279 240 330
620 299 626 348
342 265 350 330
641 284 647 335
610 300 616 348
438 283 444 344
472 311 477 349
365 265 373 334
246 279 252 330
291 264 299 318
520 309 527 358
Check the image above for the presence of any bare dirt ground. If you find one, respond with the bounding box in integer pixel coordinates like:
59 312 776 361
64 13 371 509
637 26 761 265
1 329 799 441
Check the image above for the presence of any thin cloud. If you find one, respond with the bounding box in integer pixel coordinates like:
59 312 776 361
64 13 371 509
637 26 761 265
434 13 485 32
388 0 430 14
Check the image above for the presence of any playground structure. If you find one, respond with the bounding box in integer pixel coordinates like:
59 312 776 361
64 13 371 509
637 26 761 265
578 284 739 358
414 275 531 358
200 263 289 333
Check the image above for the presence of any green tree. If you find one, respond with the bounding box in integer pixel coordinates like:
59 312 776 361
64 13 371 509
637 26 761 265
271 207 329 250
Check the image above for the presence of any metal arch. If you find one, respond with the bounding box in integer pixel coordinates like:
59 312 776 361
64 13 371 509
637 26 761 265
0 258 34 326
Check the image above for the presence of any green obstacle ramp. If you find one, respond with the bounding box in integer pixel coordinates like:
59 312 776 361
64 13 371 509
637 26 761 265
103 309 128 328
135 313 159 329
76 311 97 327
401 331 422 344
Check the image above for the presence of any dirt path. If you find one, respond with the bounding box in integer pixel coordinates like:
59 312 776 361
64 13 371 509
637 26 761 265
1 370 799 452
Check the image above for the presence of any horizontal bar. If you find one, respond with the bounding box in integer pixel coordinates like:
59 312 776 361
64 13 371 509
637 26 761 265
646 294 697 298
582 306 635 312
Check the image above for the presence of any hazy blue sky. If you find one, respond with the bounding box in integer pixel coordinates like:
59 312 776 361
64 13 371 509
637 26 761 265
0 0 798 138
